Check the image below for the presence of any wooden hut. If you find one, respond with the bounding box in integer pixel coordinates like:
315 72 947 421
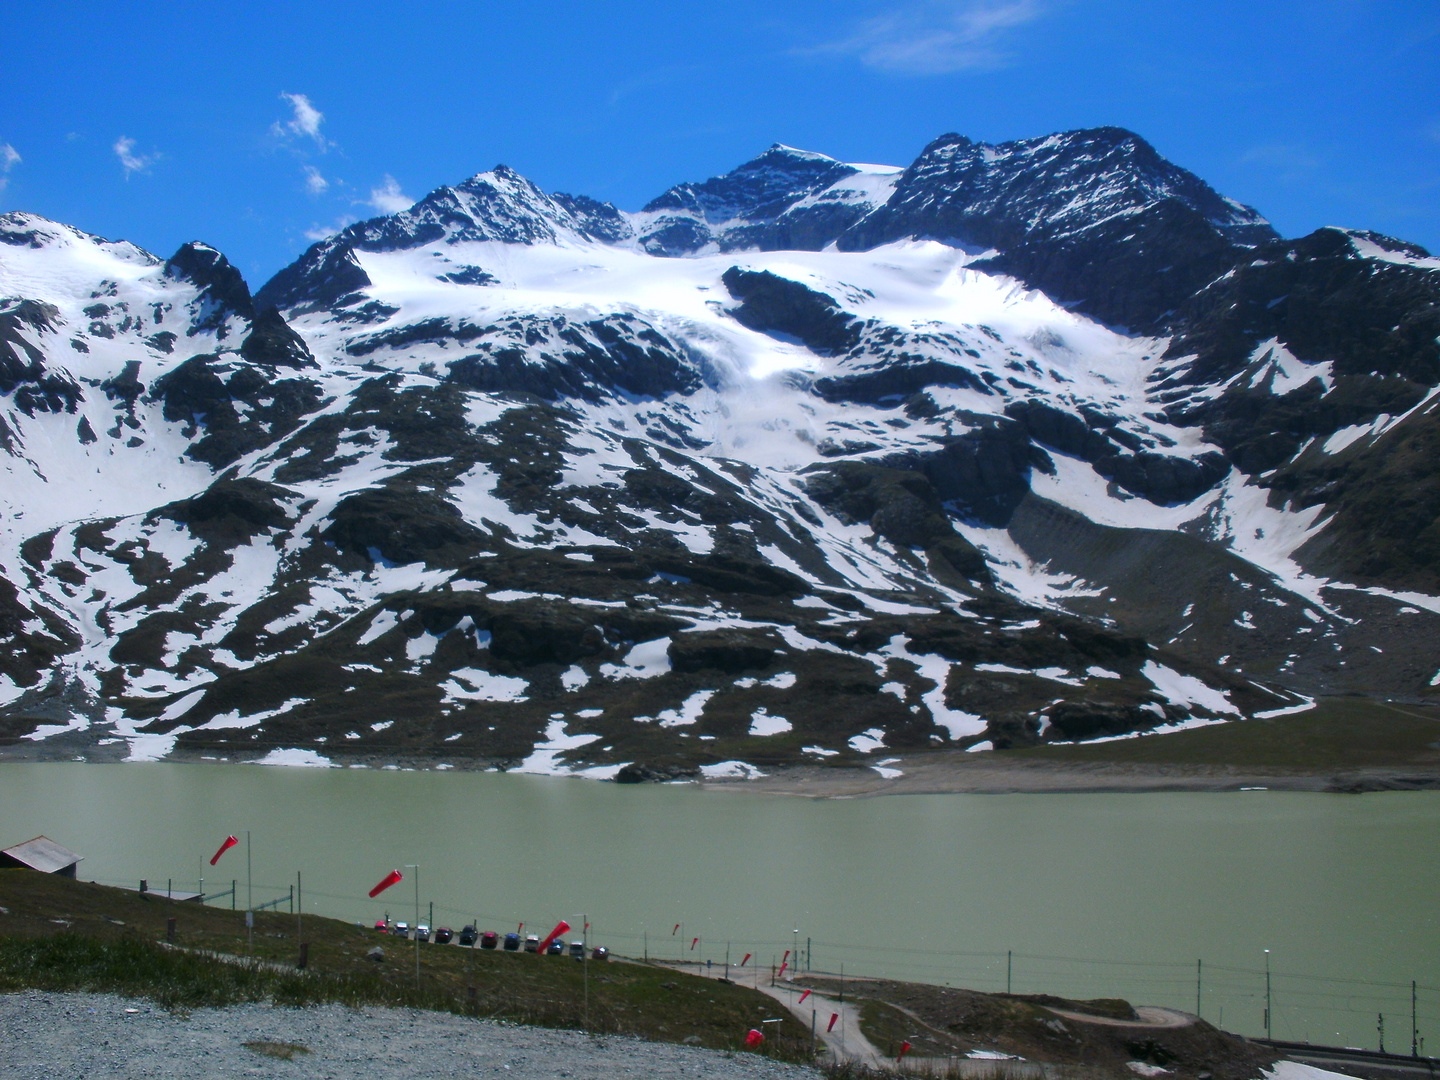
0 836 83 877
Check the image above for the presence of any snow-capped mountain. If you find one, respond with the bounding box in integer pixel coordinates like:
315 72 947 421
2 127 1437 778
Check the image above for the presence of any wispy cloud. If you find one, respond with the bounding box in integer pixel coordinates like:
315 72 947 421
804 0 1047 75
302 164 329 195
0 142 19 192
273 92 330 150
303 215 357 242
113 136 155 177
366 175 413 214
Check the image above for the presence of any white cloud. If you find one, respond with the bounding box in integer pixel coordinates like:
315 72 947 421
367 175 413 214
302 164 329 195
273 92 329 149
807 0 1046 75
113 136 155 177
0 142 19 191
303 216 357 242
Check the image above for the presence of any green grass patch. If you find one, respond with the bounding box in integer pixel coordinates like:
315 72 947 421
0 871 813 1063
243 1041 310 1061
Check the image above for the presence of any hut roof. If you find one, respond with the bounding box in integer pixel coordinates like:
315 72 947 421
1 835 83 874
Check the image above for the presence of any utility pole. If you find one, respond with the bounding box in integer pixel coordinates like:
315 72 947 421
1197 959 1202 1018
246 831 253 956
1379 1012 1386 1054
405 864 420 989
1413 982 1419 1058
1007 950 1012 994
296 871 303 961
579 912 589 1031
1264 949 1272 1039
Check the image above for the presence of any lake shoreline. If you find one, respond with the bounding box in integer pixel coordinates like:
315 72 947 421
4 738 1439 797
699 754 1440 797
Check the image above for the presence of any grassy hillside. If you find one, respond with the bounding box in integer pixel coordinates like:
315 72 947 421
0 870 812 1062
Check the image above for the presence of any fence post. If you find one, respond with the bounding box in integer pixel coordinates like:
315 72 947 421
232 880 236 910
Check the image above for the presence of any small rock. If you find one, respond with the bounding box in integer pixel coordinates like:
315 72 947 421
366 947 385 962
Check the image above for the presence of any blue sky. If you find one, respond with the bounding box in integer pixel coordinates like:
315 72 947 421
2 0 1436 285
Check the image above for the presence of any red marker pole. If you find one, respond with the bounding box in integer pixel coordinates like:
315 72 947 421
209 835 238 866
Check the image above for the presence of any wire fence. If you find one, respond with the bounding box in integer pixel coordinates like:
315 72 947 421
83 872 1438 1053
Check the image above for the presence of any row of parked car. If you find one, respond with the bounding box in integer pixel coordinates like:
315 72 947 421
375 920 608 960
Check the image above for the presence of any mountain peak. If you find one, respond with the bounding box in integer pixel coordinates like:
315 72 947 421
0 211 158 266
164 241 254 324
255 164 633 312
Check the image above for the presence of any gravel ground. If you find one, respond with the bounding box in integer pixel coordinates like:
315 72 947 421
0 991 823 1079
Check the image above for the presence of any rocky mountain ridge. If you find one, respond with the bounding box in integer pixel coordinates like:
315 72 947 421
1 126 1437 780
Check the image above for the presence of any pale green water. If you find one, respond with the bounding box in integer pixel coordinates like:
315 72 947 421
1 763 1436 1049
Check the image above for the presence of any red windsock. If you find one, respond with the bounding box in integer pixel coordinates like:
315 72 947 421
827 1013 839 1033
798 989 812 1004
778 961 788 978
740 953 751 967
368 869 403 897
209 835 238 866
745 1029 764 1049
672 923 681 935
782 949 790 964
898 1040 912 1062
537 919 571 955
690 937 699 951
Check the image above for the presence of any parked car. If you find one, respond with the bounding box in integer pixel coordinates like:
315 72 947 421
458 925 478 946
524 935 540 953
416 924 430 943
503 933 521 951
568 940 585 959
591 946 609 961
394 921 409 939
546 939 564 955
374 919 388 933
480 931 499 950
434 927 453 945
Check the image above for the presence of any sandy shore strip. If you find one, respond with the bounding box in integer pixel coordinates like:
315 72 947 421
697 755 1440 798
